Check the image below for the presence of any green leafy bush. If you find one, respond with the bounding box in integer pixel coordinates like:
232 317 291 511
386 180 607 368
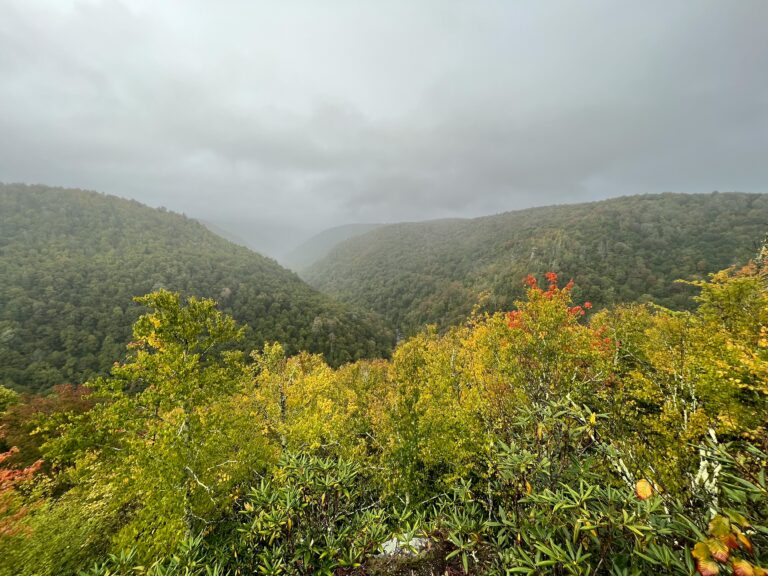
227 452 390 575
423 421 768 575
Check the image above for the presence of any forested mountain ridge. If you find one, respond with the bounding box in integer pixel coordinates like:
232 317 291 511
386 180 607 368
0 184 393 393
305 192 768 334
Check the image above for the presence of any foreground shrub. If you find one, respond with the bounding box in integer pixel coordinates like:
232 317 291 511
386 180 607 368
423 434 768 575
226 452 390 575
3 258 766 575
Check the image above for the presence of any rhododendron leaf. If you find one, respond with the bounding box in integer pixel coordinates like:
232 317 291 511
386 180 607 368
706 538 730 563
737 531 754 554
725 510 750 528
708 516 731 538
721 533 740 551
732 559 755 576
693 542 712 561
696 558 720 576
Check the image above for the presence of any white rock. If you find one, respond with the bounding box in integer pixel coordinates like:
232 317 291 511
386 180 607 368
379 536 429 557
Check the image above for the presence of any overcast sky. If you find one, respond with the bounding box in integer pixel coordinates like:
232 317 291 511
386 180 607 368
1 1 767 256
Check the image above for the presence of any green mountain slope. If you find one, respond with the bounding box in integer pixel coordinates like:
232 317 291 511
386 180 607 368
305 192 768 335
282 223 382 272
0 184 393 393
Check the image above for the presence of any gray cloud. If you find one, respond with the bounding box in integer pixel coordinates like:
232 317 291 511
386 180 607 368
1 0 766 257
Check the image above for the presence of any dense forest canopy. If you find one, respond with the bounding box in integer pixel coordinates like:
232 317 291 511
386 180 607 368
0 184 393 393
0 255 766 575
305 192 768 335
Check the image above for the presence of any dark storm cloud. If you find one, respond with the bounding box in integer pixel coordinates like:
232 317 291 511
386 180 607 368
1 0 766 256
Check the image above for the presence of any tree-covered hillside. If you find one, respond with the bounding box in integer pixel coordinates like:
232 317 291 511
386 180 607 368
305 192 768 334
0 184 393 393
1 258 766 575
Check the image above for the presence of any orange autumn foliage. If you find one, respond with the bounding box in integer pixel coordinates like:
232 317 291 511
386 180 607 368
0 448 42 537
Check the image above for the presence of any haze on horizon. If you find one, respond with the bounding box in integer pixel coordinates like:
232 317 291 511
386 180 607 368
1 0 767 257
